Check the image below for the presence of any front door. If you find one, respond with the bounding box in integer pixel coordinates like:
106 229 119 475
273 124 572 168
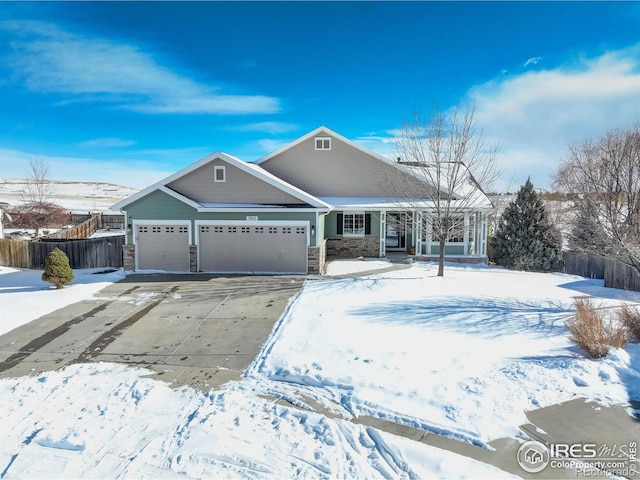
385 212 407 251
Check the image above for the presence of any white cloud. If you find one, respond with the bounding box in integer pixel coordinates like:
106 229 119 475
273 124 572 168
228 122 299 134
0 20 280 115
80 138 135 148
256 139 287 153
523 56 542 67
0 148 182 189
467 45 640 191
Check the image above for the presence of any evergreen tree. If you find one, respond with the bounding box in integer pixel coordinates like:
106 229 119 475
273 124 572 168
42 247 74 289
568 199 612 255
491 179 563 271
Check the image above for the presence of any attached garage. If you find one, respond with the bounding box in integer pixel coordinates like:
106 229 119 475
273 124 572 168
197 221 308 274
135 221 190 271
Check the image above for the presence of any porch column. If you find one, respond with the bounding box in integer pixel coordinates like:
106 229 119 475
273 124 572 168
481 214 488 256
463 213 470 255
379 210 386 256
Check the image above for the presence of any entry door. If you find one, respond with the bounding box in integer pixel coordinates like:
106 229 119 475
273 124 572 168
385 213 407 250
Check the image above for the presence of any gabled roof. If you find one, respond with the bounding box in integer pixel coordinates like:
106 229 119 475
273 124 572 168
255 126 397 166
112 151 331 211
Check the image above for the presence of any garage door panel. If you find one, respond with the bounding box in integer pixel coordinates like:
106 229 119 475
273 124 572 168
199 224 307 273
137 224 190 271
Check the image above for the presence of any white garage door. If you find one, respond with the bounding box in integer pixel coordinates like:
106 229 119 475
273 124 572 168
198 223 308 273
136 224 190 271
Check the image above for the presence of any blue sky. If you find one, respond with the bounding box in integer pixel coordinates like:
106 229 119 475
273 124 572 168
1 1 640 191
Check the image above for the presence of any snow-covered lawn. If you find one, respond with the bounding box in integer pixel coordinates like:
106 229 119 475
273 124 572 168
0 266 126 336
1 262 639 478
248 265 640 446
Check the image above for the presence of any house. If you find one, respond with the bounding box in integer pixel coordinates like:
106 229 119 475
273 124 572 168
112 127 492 274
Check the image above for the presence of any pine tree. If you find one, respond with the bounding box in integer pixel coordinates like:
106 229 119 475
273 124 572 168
42 247 74 289
568 199 613 255
491 179 563 271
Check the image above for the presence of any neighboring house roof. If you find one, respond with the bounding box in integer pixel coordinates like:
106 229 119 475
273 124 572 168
112 151 331 211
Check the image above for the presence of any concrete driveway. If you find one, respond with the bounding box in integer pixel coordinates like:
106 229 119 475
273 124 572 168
0 273 305 391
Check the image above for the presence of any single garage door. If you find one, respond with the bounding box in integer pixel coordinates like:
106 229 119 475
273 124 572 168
136 224 190 271
198 223 307 273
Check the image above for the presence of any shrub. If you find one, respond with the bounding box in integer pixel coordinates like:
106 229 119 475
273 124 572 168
42 247 74 289
566 298 627 358
618 304 640 342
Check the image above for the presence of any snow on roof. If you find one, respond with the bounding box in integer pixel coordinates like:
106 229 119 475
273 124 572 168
198 202 289 209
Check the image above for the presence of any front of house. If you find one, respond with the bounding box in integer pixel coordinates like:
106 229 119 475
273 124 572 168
112 127 492 274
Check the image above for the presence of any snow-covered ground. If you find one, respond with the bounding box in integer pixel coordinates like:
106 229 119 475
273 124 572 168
1 261 639 478
0 266 126 337
0 178 137 213
325 257 391 276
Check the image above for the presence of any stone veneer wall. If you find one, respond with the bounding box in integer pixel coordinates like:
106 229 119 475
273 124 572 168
123 244 135 271
308 240 327 274
326 236 380 259
189 245 197 272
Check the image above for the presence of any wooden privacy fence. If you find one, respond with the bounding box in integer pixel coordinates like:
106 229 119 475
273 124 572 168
0 236 124 270
562 251 606 279
563 251 640 292
0 238 30 268
604 260 640 293
50 213 101 240
70 213 124 230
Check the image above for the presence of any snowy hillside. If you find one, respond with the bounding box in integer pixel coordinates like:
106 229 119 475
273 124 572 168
0 179 138 213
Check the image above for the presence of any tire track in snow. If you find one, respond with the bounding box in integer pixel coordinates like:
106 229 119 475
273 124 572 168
0 302 113 374
77 285 179 361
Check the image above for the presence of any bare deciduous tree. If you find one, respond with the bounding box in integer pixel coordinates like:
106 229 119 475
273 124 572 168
386 103 501 276
553 126 640 275
19 158 65 235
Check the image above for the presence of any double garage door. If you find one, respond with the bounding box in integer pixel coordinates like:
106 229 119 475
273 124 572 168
135 221 308 273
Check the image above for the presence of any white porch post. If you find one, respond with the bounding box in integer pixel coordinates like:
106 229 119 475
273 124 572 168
481 213 488 256
414 210 423 255
379 210 386 257
463 213 470 255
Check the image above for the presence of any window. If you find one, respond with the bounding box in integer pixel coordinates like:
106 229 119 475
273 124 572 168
343 213 365 236
337 213 371 236
315 137 331 150
431 215 465 243
214 165 226 182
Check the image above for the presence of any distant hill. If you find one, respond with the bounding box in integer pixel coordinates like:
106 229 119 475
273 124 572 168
0 179 139 213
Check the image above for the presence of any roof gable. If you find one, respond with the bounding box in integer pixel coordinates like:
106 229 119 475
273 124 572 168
255 126 392 165
256 127 405 197
112 152 330 211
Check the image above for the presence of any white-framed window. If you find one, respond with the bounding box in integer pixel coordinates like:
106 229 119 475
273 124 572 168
431 215 465 243
214 165 226 182
343 213 365 237
315 137 331 150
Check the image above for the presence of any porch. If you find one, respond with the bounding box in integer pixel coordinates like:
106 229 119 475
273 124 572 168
381 210 488 259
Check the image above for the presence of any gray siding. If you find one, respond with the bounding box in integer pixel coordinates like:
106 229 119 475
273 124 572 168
168 158 305 205
126 189 198 220
261 132 409 197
